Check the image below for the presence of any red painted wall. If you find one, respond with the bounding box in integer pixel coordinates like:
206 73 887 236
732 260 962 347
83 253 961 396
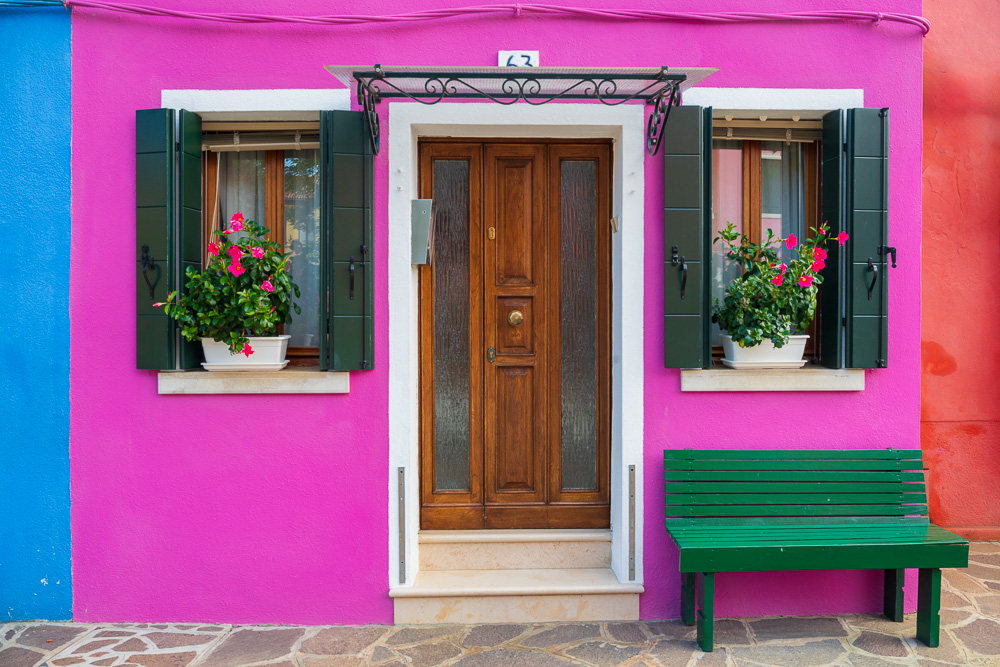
922 0 1000 539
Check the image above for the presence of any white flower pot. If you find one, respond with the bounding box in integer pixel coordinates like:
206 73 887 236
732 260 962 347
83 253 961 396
200 335 290 371
721 334 809 369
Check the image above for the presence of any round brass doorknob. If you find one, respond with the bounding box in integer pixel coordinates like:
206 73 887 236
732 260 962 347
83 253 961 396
508 310 524 326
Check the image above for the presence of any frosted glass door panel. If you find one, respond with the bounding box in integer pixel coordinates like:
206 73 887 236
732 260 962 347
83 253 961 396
433 160 472 492
559 160 598 491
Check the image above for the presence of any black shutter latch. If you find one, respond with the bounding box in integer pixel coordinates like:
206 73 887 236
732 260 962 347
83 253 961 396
878 245 897 268
670 244 689 300
140 244 155 300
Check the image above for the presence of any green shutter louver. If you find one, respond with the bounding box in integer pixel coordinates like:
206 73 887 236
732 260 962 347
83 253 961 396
663 105 711 369
135 108 202 370
846 108 891 368
320 110 375 371
819 110 846 369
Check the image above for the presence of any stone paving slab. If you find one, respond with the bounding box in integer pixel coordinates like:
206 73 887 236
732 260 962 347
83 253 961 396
3 542 999 667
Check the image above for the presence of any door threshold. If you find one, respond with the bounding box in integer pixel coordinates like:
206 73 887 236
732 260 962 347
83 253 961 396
418 529 612 543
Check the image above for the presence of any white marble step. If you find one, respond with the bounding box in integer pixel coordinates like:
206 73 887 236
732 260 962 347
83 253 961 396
390 567 643 624
418 529 612 571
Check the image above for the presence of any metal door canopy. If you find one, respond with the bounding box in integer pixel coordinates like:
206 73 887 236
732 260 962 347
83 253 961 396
324 65 719 155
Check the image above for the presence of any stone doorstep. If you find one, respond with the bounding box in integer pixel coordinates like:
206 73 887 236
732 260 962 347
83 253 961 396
391 567 643 598
391 567 642 624
418 530 614 571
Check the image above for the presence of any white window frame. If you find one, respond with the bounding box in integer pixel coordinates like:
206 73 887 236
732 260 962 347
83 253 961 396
680 88 867 392
156 89 352 395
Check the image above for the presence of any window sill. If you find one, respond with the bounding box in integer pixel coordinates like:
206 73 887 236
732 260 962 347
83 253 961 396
680 364 864 392
157 367 350 395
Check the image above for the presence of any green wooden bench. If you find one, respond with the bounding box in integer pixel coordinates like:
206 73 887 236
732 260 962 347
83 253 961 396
664 449 969 652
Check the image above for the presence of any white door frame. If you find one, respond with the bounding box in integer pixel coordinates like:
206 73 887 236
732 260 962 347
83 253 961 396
387 102 646 589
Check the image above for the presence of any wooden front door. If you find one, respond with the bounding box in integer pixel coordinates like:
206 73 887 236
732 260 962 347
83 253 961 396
419 140 611 530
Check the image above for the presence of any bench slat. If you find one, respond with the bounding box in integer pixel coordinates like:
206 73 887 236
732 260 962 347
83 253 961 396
664 449 922 460
675 541 969 573
669 527 952 544
665 515 932 527
664 459 921 471
665 471 926 482
671 504 926 517
665 481 926 494
666 493 927 506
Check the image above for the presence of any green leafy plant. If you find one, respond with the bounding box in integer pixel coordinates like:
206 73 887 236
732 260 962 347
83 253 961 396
155 212 301 356
711 221 848 349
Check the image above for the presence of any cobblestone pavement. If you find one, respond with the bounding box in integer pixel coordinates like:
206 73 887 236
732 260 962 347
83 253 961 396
3 542 999 667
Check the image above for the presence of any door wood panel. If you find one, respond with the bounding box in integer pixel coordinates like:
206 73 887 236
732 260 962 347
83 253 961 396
419 140 611 530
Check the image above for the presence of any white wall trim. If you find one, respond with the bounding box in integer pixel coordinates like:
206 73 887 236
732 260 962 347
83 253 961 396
387 103 646 590
161 89 350 119
684 87 864 115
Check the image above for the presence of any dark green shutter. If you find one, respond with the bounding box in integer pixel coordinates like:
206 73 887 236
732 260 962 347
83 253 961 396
136 108 202 370
663 105 711 369
320 110 374 371
846 108 890 368
819 110 845 369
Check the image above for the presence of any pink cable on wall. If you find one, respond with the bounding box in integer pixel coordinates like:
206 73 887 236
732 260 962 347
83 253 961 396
61 1 930 35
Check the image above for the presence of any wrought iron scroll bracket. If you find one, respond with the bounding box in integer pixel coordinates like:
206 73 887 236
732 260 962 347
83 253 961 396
351 64 686 157
646 78 681 156
358 75 382 156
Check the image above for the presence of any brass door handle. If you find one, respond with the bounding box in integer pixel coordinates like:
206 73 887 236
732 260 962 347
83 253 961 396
508 310 524 326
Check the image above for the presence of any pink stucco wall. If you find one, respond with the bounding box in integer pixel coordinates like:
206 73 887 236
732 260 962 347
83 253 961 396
71 0 924 623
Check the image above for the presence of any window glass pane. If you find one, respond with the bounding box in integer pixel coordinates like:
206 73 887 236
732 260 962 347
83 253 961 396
218 151 265 230
761 141 806 261
560 160 598 491
433 160 471 492
284 149 320 347
710 140 744 347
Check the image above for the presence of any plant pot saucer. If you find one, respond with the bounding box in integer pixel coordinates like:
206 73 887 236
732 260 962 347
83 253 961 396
201 361 290 372
720 358 808 369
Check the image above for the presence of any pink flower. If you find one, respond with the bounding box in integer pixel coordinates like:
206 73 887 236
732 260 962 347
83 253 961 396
798 275 814 287
231 212 244 224
779 263 788 275
208 242 220 256
261 280 274 292
222 228 235 234
814 247 828 261
152 302 164 307
251 246 264 259
228 245 242 261
228 263 246 277
836 231 849 246
771 275 784 286
812 260 826 272
242 342 254 358
786 233 797 249
230 220 243 232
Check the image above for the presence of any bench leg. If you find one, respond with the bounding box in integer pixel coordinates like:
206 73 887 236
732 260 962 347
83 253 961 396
681 572 696 626
917 568 941 648
883 568 904 622
696 572 714 652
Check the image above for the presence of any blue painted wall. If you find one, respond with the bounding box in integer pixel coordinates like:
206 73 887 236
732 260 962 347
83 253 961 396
0 6 72 620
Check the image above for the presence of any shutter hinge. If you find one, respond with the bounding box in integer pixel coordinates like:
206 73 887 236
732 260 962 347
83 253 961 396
611 217 619 233
842 317 847 327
